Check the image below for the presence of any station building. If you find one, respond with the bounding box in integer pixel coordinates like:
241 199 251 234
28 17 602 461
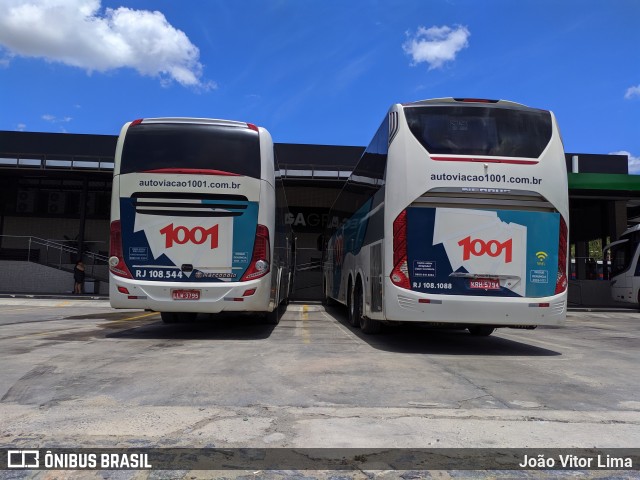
1 130 639 306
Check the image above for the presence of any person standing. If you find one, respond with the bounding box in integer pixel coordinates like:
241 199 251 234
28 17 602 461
73 261 85 294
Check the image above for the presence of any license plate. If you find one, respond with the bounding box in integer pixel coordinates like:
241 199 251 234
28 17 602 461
469 278 500 290
172 289 200 300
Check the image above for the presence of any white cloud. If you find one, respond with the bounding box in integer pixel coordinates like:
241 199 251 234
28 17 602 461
16 123 26 131
610 150 640 174
624 85 640 100
41 114 72 123
0 0 212 89
403 25 470 70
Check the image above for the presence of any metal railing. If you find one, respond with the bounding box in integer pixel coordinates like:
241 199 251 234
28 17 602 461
0 235 109 281
0 154 115 172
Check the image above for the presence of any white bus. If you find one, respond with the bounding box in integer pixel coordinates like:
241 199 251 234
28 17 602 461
323 98 569 335
604 225 640 306
109 118 294 324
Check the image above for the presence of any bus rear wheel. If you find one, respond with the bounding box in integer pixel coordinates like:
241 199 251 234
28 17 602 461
468 325 495 337
265 305 281 325
347 279 359 327
265 290 282 325
355 281 381 334
160 312 197 324
160 312 177 324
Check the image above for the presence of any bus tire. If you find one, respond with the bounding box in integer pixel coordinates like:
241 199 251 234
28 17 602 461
160 312 179 324
347 278 359 327
265 307 280 325
468 325 495 337
177 312 197 323
361 316 382 334
265 288 282 325
356 282 381 334
284 272 291 305
285 270 293 305
265 271 283 325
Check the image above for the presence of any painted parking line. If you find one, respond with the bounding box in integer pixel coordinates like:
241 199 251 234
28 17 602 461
4 312 159 340
11 328 86 341
321 308 362 343
301 304 311 344
0 306 53 313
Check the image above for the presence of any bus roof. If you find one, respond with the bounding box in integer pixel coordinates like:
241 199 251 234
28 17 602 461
403 98 529 109
130 117 259 131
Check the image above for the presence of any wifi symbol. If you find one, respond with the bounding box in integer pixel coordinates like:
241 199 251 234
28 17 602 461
536 251 548 262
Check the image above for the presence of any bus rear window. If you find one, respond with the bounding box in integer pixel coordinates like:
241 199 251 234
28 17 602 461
404 106 552 158
120 124 261 178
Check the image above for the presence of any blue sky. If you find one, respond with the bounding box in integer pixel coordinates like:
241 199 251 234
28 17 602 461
1 0 639 171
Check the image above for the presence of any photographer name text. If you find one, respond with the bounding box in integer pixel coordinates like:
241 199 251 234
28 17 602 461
520 453 633 469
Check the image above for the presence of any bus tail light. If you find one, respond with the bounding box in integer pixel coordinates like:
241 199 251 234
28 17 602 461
453 98 499 103
391 210 411 289
240 224 270 281
555 216 568 294
109 220 133 279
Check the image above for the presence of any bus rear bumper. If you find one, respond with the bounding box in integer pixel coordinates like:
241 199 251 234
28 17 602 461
108 274 272 313
385 289 567 327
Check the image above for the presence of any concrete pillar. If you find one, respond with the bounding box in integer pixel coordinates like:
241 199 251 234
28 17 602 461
608 201 627 240
575 241 588 280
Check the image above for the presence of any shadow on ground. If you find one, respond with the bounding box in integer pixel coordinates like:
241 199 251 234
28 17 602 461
324 304 561 357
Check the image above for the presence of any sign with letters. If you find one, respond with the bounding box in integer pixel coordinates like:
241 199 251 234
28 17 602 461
406 207 560 297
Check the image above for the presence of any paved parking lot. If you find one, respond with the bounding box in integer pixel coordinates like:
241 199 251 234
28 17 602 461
0 298 638 477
